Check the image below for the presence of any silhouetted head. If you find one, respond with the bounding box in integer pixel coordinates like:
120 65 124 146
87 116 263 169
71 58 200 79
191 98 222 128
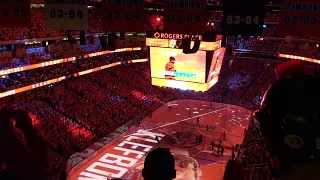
142 148 176 180
255 74 320 180
0 109 49 179
223 160 243 180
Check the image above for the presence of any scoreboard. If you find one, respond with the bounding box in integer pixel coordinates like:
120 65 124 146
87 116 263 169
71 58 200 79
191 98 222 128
146 31 225 92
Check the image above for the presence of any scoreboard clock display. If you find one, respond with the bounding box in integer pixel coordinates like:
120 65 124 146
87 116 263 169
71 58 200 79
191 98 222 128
222 0 266 36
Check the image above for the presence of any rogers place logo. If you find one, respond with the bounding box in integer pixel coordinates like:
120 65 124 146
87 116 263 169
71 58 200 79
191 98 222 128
154 32 161 39
153 32 202 40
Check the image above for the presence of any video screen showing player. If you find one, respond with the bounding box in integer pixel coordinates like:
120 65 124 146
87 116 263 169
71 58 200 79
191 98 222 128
207 48 225 83
150 47 206 83
165 56 177 80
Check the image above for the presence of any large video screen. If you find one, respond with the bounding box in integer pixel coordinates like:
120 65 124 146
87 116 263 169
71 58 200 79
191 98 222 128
207 47 226 83
150 47 206 83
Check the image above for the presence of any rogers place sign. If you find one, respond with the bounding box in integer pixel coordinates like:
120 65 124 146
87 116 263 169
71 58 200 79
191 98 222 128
154 32 202 41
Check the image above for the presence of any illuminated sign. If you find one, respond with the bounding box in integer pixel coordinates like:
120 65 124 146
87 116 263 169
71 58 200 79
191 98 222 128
207 47 225 82
153 32 202 40
146 38 221 51
151 76 219 92
159 70 197 78
146 38 169 47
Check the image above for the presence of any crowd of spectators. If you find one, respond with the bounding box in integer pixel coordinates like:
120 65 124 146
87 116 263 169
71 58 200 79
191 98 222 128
1 4 319 180
218 58 265 104
228 119 275 180
0 59 152 176
0 36 145 71
3 47 320 178
238 63 278 110
0 50 146 92
0 48 286 177
0 41 81 68
233 36 320 60
3 46 320 110
0 8 318 178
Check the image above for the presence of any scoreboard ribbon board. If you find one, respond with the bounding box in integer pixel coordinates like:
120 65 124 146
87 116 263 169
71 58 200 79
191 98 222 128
222 0 265 36
102 0 145 32
45 0 88 30
0 0 31 28
163 0 207 35
279 0 320 36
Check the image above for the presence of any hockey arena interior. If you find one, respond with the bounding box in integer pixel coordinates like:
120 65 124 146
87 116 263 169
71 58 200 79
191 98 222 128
1 0 320 180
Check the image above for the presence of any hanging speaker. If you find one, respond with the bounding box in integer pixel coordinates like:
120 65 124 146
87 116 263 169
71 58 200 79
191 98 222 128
221 36 227 47
12 44 16 51
99 36 107 50
42 41 47 47
226 45 233 56
108 34 117 50
89 36 94 44
120 32 125 40
66 30 76 44
182 39 200 54
80 31 86 45
182 38 191 53
6 44 12 51
48 40 55 45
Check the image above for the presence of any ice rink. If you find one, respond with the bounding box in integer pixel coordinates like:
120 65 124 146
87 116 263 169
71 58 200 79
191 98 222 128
69 100 252 180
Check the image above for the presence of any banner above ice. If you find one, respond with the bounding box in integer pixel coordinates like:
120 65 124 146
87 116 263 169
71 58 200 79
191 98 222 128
0 0 31 28
101 0 145 32
163 0 207 34
279 0 320 36
45 0 89 30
